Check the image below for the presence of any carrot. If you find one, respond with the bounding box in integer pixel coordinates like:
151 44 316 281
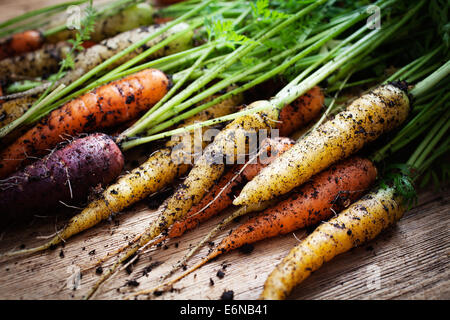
148 87 324 244
167 137 295 240
212 157 377 252
9 22 192 99
126 156 377 298
0 68 169 178
94 136 294 268
0 91 243 258
277 86 324 137
0 96 37 128
0 42 71 82
260 186 404 299
0 133 124 227
234 83 410 206
0 30 44 60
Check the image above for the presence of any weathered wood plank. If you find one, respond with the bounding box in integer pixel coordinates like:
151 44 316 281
0 188 448 300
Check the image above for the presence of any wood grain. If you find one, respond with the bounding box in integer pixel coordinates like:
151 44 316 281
0 0 448 301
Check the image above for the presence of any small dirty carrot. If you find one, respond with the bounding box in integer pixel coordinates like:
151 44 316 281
127 156 377 298
0 133 124 228
212 157 377 253
261 186 404 300
0 96 37 128
0 68 169 178
0 42 71 82
0 30 44 60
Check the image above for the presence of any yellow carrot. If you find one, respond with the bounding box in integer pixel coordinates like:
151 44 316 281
234 84 410 206
260 186 405 300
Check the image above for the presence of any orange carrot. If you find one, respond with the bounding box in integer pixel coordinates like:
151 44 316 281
0 30 44 60
167 137 295 239
129 156 377 298
277 86 323 137
211 156 377 254
0 68 169 178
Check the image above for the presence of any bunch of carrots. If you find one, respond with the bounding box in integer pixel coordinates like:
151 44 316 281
0 0 448 301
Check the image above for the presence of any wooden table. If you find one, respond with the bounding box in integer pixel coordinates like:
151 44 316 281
0 0 449 300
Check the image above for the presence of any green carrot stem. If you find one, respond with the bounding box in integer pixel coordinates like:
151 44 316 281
119 102 274 151
147 15 363 134
273 0 425 109
119 0 331 141
416 136 450 176
132 46 214 128
371 91 449 163
409 60 450 98
385 45 443 84
406 62 442 83
410 110 450 170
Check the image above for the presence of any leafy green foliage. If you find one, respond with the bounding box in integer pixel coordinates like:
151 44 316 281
204 16 254 49
61 4 97 70
251 0 290 21
379 164 417 209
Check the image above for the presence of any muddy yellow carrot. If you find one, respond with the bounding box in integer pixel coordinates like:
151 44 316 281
260 186 405 299
234 83 410 206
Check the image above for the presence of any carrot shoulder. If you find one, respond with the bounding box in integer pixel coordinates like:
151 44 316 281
0 68 169 178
